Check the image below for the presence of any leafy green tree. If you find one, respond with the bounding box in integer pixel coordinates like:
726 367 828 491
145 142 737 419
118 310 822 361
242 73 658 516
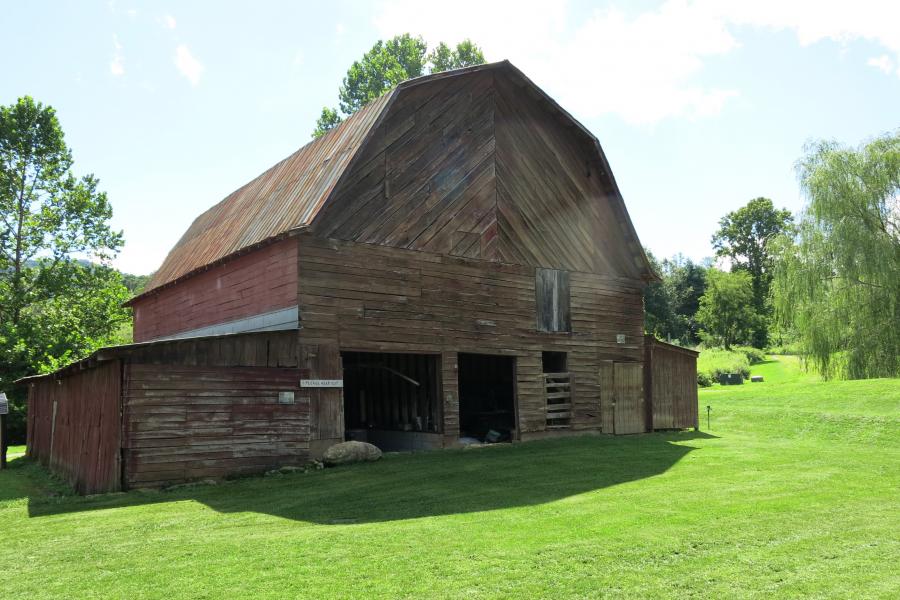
696 269 758 349
712 197 792 348
121 271 152 296
312 107 343 139
643 251 674 339
772 132 899 379
313 35 486 138
428 39 486 73
644 252 707 345
0 96 129 441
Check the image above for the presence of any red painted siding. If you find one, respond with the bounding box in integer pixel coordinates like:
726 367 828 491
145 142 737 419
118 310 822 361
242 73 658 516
123 364 307 488
132 237 298 342
26 360 122 494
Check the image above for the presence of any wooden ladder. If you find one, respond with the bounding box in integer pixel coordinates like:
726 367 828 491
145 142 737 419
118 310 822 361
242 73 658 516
544 372 572 428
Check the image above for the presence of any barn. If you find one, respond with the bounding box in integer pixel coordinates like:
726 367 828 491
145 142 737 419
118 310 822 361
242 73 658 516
21 61 698 493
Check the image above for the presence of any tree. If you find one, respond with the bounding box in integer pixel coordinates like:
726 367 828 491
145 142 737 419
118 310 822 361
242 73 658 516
313 35 486 138
772 131 899 379
712 197 792 347
643 251 673 339
0 96 129 441
311 107 343 139
428 39 486 73
121 271 152 296
696 269 758 349
643 252 708 345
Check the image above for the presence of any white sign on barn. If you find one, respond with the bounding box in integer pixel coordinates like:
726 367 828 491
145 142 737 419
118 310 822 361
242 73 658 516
300 379 343 388
0 392 8 415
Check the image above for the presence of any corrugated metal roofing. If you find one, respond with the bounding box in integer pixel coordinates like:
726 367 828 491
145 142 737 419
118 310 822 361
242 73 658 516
144 89 395 292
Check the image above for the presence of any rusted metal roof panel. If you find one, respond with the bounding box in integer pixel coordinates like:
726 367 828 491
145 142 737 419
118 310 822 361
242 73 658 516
145 90 394 291
142 60 657 295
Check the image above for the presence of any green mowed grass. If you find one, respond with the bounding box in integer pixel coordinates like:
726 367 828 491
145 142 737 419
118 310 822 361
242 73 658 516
1 357 897 599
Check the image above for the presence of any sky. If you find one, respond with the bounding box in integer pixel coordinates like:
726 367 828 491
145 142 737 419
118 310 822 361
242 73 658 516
2 0 899 275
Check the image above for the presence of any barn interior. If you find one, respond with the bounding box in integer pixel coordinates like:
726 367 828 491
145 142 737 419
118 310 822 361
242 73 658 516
457 353 517 442
341 351 443 451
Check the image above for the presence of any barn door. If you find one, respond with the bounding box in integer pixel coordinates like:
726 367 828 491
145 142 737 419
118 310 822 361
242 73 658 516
600 361 647 435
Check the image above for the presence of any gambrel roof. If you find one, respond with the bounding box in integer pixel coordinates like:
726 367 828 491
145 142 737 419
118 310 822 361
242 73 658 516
134 61 656 303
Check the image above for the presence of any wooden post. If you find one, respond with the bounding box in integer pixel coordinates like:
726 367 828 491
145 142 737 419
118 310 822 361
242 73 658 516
0 414 6 469
0 392 8 469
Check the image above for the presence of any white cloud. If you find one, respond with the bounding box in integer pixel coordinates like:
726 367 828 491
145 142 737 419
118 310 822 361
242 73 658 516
867 54 894 75
373 0 900 125
174 44 204 86
336 22 346 36
293 50 304 67
110 35 125 76
560 3 740 124
164 14 177 29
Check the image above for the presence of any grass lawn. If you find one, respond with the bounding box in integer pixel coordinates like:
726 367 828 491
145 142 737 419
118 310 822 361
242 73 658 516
1 357 897 598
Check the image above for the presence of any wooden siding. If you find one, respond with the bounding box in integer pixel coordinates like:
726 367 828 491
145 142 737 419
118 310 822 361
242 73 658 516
132 237 298 342
493 70 644 278
119 332 302 488
312 68 649 281
122 364 306 488
296 234 644 437
313 71 499 261
25 361 122 494
646 336 699 430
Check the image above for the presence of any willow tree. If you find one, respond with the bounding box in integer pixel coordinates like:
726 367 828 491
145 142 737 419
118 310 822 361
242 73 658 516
772 131 899 379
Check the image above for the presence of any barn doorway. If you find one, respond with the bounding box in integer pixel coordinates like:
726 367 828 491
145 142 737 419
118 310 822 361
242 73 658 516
340 351 442 451
457 353 517 442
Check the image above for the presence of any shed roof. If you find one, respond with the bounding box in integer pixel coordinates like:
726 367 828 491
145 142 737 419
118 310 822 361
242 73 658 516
135 61 656 302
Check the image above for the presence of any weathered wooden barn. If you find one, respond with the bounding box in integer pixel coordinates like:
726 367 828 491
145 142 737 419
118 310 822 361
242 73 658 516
23 61 698 493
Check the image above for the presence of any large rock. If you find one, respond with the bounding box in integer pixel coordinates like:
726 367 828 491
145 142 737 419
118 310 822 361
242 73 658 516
322 441 382 466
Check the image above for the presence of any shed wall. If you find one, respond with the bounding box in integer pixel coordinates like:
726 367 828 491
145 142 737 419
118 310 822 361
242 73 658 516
123 364 306 488
25 360 122 494
645 337 699 430
132 237 298 342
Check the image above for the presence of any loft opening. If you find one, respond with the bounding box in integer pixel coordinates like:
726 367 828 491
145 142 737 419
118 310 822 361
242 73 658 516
457 353 517 443
341 351 442 452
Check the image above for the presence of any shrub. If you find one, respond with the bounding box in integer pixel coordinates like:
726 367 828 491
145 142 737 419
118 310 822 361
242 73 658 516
696 348 751 385
733 346 767 365
767 341 802 355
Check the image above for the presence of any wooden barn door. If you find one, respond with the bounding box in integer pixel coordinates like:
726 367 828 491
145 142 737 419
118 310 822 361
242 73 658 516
600 361 647 435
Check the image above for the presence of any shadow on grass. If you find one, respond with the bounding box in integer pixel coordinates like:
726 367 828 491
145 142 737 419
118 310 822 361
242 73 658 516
25 432 715 524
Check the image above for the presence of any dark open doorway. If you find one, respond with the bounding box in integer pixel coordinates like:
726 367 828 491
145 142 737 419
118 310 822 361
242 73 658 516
457 353 517 442
341 351 442 452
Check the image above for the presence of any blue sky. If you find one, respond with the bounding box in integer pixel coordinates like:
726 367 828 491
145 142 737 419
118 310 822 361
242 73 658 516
2 0 899 274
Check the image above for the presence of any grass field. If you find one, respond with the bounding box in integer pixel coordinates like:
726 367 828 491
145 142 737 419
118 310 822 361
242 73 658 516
1 357 897 598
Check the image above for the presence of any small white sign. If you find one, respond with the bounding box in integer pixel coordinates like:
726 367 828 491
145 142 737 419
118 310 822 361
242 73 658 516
300 379 344 388
0 392 8 415
616 334 626 344
278 391 295 405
